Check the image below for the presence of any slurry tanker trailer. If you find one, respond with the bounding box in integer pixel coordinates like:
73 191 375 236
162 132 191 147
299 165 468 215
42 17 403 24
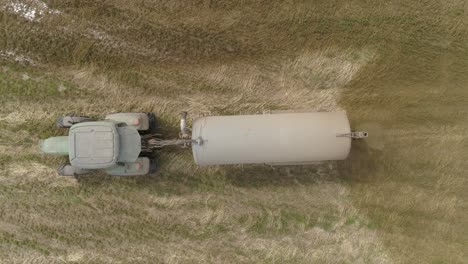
40 111 367 176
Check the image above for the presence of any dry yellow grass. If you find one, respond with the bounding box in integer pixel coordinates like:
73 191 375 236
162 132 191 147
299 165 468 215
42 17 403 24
0 0 467 263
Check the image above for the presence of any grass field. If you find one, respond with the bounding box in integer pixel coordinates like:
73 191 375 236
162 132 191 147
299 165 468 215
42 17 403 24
0 0 467 263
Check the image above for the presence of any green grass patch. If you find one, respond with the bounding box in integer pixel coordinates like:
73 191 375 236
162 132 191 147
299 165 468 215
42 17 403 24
0 65 79 101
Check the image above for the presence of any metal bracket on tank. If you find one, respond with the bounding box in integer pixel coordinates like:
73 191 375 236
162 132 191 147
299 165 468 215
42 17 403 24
179 111 206 148
337 131 369 139
193 137 204 145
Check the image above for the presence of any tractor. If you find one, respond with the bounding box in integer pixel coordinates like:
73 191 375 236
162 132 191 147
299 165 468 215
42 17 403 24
40 113 159 176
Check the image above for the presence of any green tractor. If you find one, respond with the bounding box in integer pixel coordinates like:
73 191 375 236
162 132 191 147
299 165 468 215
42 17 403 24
40 113 158 176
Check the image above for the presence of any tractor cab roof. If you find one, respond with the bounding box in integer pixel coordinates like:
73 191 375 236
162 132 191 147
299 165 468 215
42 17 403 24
69 121 120 169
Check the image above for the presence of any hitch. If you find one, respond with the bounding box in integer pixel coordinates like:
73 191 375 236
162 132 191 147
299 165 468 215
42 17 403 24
142 112 204 149
337 131 369 139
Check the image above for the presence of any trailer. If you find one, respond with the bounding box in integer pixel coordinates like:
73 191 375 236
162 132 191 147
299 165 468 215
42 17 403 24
39 111 367 176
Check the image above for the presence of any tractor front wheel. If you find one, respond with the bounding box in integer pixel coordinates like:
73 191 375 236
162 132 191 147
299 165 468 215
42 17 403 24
57 163 90 176
56 115 92 128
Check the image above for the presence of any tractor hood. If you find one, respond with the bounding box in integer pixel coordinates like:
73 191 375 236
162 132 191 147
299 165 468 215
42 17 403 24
40 136 69 155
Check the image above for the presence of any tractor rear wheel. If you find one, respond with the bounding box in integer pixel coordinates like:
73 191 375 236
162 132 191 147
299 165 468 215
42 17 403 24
142 112 157 134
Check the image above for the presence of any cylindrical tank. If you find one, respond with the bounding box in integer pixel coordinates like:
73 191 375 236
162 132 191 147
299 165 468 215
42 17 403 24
191 111 352 166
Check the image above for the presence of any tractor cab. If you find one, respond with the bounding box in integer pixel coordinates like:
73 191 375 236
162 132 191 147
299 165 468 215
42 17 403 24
68 121 121 169
40 113 157 176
